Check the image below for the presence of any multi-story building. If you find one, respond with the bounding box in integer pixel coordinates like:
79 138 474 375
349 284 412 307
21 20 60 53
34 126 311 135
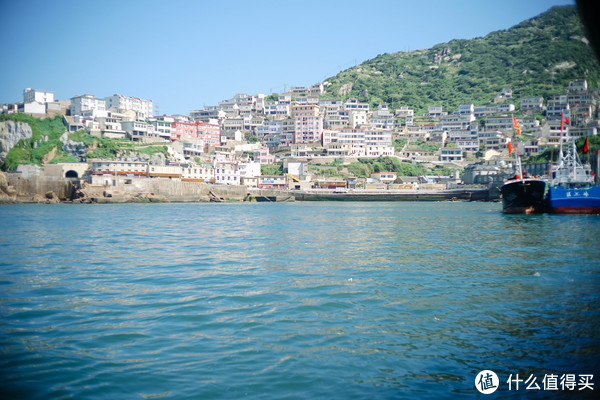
23 88 54 104
324 110 350 129
426 105 446 118
365 145 394 157
171 120 198 141
279 118 295 147
214 162 240 185
439 115 468 131
182 163 214 182
395 106 414 118
97 112 126 139
222 116 244 133
238 161 261 179
256 121 283 138
364 129 392 147
344 98 369 111
439 147 463 162
198 121 221 147
148 165 183 179
291 102 322 144
322 129 339 146
567 79 588 93
190 106 224 122
520 96 544 111
105 94 153 119
122 120 153 141
148 115 174 141
485 116 514 132
350 110 369 128
257 175 287 189
180 137 205 158
253 147 275 164
368 105 394 129
70 94 106 117
456 138 480 152
457 104 474 116
90 159 149 177
264 101 290 117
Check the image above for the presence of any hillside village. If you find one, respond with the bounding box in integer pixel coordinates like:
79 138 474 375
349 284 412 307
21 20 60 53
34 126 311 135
1 78 598 194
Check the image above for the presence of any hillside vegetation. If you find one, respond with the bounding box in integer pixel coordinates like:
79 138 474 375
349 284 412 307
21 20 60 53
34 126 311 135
322 6 600 114
0 114 68 170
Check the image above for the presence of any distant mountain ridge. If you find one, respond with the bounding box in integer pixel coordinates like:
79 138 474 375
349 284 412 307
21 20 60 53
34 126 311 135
321 5 600 114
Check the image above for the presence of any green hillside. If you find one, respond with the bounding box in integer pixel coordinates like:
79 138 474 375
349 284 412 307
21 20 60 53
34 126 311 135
322 5 600 114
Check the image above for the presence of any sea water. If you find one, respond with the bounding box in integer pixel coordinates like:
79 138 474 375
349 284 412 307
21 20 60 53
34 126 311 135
0 202 598 399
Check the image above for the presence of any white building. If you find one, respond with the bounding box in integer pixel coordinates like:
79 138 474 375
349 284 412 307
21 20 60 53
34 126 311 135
182 163 213 182
122 120 151 140
149 115 174 141
439 147 463 162
365 145 394 157
364 129 392 147
344 98 369 111
350 110 369 128
214 162 240 185
105 94 153 119
97 113 126 139
70 94 107 117
264 101 290 117
238 161 261 179
23 88 54 104
18 101 46 115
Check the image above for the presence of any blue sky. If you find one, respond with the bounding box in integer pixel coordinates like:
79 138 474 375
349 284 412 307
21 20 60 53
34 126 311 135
0 0 575 115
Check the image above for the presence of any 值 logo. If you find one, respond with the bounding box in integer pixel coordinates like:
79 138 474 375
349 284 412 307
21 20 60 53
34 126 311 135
475 370 499 394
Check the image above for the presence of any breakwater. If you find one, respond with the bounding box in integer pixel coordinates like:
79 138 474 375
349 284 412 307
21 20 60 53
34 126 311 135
81 177 248 203
251 188 493 202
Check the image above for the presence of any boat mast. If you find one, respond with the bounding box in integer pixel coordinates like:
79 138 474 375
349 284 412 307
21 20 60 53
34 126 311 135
559 111 564 165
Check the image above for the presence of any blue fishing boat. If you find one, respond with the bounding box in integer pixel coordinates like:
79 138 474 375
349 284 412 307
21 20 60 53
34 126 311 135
546 138 600 214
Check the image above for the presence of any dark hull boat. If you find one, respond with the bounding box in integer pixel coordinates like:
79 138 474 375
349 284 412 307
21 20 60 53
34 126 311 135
501 178 548 214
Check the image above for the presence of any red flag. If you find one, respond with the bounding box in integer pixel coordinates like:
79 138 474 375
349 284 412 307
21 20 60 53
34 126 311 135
508 142 513 154
566 117 570 125
512 115 521 135
561 111 563 133
584 137 589 153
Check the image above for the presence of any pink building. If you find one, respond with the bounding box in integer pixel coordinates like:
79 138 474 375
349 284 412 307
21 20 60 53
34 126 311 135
171 121 198 141
291 102 323 144
253 147 275 164
171 121 221 146
198 122 221 146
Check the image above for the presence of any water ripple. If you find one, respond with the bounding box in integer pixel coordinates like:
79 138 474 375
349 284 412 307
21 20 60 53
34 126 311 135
1 202 599 399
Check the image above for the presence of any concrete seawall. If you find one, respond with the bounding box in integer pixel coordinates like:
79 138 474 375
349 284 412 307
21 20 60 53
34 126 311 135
2 172 75 203
0 171 248 203
81 178 248 203
1 171 493 204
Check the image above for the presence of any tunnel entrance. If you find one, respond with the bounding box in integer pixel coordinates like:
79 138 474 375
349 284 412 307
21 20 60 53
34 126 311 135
65 170 79 178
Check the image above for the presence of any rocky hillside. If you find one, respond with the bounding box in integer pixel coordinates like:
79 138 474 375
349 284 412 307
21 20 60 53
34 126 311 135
0 120 33 165
322 5 600 114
